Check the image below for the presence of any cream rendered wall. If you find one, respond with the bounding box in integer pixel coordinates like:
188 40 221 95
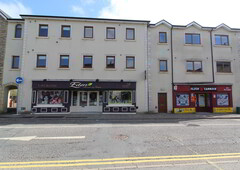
3 21 23 85
172 26 213 83
148 24 172 112
18 18 148 112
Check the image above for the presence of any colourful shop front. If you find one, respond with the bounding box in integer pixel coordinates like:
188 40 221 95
173 84 233 113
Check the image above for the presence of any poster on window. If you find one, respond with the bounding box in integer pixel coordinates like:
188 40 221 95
37 90 63 105
217 94 229 106
176 94 189 106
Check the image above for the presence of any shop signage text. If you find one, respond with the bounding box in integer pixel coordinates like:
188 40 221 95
70 82 93 88
190 87 217 91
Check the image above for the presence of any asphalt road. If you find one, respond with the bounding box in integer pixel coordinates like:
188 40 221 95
0 116 240 169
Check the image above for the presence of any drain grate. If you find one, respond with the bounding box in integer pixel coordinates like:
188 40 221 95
114 134 129 140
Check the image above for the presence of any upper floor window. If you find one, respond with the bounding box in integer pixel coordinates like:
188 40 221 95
126 56 135 69
106 27 115 39
39 25 48 37
185 33 201 44
15 24 22 38
60 55 69 68
106 56 115 68
36 55 47 68
160 60 168 71
159 32 167 43
187 61 202 72
83 55 93 68
215 35 229 45
12 56 20 69
84 26 93 38
61 25 71 38
126 28 135 40
216 61 231 73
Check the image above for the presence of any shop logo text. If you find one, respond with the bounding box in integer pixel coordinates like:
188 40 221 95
70 82 93 88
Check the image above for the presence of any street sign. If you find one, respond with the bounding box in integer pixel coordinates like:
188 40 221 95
16 77 23 84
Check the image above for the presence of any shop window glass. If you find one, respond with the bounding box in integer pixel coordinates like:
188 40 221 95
32 91 36 104
217 94 229 106
176 94 189 106
72 91 78 106
37 90 64 105
108 91 132 104
64 91 69 103
99 91 103 106
89 92 97 106
80 92 88 106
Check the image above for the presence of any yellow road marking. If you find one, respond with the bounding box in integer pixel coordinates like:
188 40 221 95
1 152 240 165
1 155 240 169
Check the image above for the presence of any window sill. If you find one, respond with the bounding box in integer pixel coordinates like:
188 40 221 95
36 36 49 39
59 37 72 40
12 38 23 40
184 44 203 47
82 38 94 41
216 72 233 75
34 67 47 70
104 68 117 71
81 68 93 70
186 71 204 74
124 68 136 71
58 68 70 70
157 42 168 45
213 45 231 48
104 39 116 41
124 39 136 42
9 69 20 71
159 71 168 74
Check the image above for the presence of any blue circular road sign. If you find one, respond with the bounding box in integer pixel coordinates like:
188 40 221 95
16 77 23 84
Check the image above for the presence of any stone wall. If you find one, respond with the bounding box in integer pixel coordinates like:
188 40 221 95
0 16 8 112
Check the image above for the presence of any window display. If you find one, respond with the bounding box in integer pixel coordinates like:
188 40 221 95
217 94 229 106
109 91 132 104
176 94 189 106
37 90 64 105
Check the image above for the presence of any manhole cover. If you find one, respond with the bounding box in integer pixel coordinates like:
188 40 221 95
187 124 200 127
115 134 129 140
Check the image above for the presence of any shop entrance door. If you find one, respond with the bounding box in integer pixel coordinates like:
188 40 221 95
196 93 212 112
158 93 167 113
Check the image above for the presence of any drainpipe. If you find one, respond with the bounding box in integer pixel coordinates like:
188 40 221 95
210 28 215 83
170 27 174 112
147 24 150 112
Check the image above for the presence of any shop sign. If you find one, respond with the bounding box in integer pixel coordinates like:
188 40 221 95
224 87 232 91
174 108 196 113
70 82 93 88
213 107 233 113
190 87 217 91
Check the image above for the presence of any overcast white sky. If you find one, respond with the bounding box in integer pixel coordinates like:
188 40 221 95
1 0 240 28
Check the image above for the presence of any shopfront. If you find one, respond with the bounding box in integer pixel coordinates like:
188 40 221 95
31 80 136 113
173 84 233 113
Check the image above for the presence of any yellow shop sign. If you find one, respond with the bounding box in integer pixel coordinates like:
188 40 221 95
213 107 233 113
174 108 196 113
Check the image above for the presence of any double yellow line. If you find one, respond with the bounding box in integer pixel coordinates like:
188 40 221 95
1 152 240 169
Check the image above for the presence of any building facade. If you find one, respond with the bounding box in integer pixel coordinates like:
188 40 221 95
1 10 240 114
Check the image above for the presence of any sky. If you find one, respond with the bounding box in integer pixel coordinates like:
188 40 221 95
1 0 240 28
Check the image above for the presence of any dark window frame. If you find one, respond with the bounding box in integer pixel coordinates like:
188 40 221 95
59 55 70 68
36 54 47 68
126 28 135 40
15 24 22 38
159 60 168 71
186 61 203 72
38 24 48 37
159 32 167 43
83 55 93 68
126 56 135 69
216 61 231 73
106 27 116 39
106 56 115 68
84 26 93 38
215 34 229 45
61 25 71 38
11 56 20 69
185 33 201 44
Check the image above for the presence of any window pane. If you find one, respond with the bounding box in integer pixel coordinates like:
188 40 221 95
37 55 46 67
62 26 70 37
159 33 167 43
192 34 200 44
185 34 192 44
72 91 78 106
39 25 48 37
83 56 92 68
221 36 229 45
80 92 87 106
160 60 167 71
187 62 193 71
84 27 93 38
15 24 22 38
194 61 202 71
107 28 115 39
126 57 134 68
12 56 19 69
176 94 189 106
60 56 69 67
37 90 64 105
126 28 134 40
223 62 231 72
89 92 97 106
215 35 221 45
106 56 115 68
217 94 229 106
217 62 223 72
108 91 132 104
